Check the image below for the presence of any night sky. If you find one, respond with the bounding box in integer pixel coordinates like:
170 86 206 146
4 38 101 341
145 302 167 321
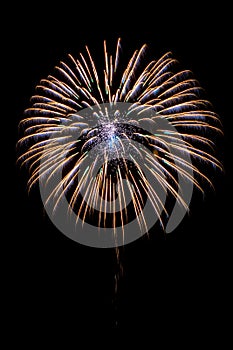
8 3 231 339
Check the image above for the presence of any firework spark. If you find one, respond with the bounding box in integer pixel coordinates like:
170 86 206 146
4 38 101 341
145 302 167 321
17 38 223 246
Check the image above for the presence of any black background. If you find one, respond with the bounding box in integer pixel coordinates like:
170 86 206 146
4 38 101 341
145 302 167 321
7 2 231 340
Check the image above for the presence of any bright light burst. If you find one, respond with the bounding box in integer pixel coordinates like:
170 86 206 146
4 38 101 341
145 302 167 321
17 38 223 241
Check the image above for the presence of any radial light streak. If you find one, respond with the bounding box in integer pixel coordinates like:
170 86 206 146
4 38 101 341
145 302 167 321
17 38 223 241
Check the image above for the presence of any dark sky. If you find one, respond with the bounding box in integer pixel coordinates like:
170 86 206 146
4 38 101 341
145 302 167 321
8 3 231 338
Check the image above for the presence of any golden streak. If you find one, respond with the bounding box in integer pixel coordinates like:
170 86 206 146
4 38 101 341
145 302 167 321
18 38 223 237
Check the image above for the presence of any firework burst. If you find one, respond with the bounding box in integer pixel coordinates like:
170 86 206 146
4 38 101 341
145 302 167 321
17 38 223 246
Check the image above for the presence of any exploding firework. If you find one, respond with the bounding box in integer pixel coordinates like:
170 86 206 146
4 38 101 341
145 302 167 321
17 38 223 247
